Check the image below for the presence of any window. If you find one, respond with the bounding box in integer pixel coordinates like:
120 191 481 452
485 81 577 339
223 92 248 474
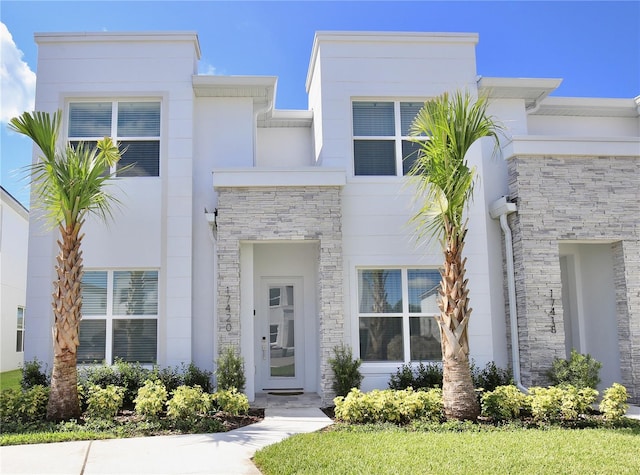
68 101 161 177
358 268 442 362
352 101 425 176
269 287 281 307
78 270 158 364
16 307 25 352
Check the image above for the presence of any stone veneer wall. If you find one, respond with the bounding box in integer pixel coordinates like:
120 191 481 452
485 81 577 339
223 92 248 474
507 156 640 402
215 186 344 402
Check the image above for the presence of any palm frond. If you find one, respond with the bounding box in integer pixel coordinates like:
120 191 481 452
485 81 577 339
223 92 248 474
9 110 61 162
8 110 123 229
407 91 502 243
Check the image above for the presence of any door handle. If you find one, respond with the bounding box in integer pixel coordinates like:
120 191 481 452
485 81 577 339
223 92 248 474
262 336 267 360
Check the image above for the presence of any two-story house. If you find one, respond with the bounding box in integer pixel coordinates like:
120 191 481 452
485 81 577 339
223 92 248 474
24 31 639 403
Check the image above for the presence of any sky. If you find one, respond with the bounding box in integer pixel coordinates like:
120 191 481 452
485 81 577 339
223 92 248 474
1 0 639 208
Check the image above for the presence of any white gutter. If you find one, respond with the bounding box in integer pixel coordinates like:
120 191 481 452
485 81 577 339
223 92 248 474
489 196 528 393
253 100 272 166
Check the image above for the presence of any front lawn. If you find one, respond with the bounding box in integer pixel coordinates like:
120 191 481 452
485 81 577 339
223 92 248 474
254 424 640 474
0 370 22 391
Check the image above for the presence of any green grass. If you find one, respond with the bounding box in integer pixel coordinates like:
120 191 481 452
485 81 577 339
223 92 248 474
1 431 115 446
254 426 640 475
0 370 22 391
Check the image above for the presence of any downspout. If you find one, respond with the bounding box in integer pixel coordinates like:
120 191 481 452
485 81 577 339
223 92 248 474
253 95 274 166
489 196 527 393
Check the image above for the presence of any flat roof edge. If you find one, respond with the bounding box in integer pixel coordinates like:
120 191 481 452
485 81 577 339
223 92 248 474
313 31 479 43
35 31 201 58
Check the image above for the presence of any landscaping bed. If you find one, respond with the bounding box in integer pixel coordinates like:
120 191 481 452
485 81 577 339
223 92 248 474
1 357 261 446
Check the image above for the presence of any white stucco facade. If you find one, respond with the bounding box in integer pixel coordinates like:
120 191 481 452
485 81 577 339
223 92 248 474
1 187 29 371
23 30 640 403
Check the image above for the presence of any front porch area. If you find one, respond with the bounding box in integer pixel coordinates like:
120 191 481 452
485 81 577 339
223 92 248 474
252 392 324 409
213 180 346 404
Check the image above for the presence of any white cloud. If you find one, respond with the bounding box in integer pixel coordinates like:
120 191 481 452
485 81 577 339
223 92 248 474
198 60 220 76
0 22 36 123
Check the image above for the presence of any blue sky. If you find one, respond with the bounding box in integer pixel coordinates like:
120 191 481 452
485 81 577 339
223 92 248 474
1 1 639 208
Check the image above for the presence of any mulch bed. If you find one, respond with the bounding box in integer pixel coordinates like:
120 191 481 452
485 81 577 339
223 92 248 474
217 408 265 430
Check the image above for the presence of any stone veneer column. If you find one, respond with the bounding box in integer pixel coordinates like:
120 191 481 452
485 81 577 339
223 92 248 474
507 155 639 398
215 186 344 402
508 227 567 384
613 240 640 402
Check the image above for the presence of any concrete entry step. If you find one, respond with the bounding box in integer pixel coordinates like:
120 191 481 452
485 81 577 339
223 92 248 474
252 392 324 409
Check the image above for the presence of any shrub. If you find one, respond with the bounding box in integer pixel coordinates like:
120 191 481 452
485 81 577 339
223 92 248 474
528 386 563 422
85 385 125 419
182 363 213 393
80 364 120 389
329 344 363 397
152 365 184 394
561 385 598 420
21 358 50 390
114 360 153 406
77 383 87 412
414 362 444 389
0 385 49 424
79 361 164 408
334 388 443 424
388 364 415 390
600 383 628 422
134 380 168 418
546 349 601 389
481 385 528 421
528 385 597 422
215 348 246 392
472 361 513 392
388 362 443 390
211 388 249 415
166 385 210 421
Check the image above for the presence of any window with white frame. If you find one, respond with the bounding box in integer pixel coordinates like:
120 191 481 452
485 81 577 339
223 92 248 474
358 268 442 362
16 307 25 352
68 101 161 177
352 101 425 176
78 270 158 364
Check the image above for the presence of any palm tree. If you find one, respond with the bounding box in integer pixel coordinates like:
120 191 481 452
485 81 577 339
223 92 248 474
9 111 122 420
407 91 502 420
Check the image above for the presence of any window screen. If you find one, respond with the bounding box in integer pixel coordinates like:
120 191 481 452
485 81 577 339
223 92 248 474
79 270 158 365
358 268 441 363
68 101 160 177
68 102 112 137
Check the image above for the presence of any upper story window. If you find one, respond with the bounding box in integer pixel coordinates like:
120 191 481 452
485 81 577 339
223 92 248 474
68 101 161 177
352 101 424 176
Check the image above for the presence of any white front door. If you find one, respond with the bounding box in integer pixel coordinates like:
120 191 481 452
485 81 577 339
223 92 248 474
256 277 304 390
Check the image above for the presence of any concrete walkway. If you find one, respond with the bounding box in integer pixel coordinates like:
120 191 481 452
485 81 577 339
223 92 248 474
0 407 333 475
625 404 640 420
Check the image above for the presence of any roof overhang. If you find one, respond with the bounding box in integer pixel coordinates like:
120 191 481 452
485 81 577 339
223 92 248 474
193 76 312 127
258 109 313 128
529 96 640 117
192 75 276 103
478 77 562 111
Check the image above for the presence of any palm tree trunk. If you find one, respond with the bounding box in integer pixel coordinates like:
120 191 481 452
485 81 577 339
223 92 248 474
437 221 479 420
46 223 83 421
